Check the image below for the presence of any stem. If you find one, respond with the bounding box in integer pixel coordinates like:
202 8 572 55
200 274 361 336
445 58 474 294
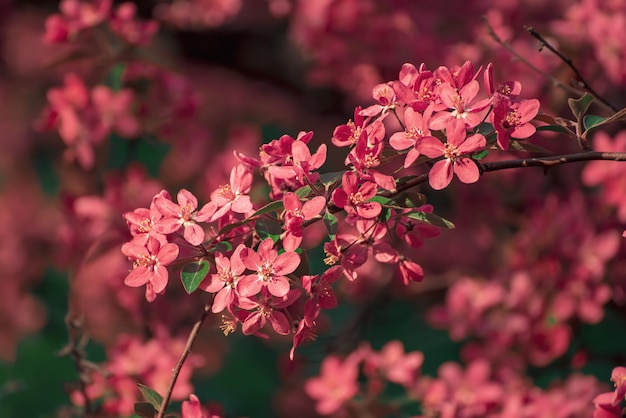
525 26 618 112
479 151 626 172
483 18 617 114
156 298 213 418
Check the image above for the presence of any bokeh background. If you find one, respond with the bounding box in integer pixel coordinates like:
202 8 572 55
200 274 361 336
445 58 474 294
2 0 626 417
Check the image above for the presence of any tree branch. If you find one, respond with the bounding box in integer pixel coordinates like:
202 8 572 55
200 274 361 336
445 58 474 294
479 151 626 172
156 298 212 418
525 26 618 112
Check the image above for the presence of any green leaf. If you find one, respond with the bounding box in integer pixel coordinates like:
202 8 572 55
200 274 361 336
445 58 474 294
250 200 284 218
213 240 232 253
295 185 312 199
180 260 210 294
136 384 163 411
568 93 594 120
134 402 156 418
404 211 455 229
472 150 488 160
319 171 345 188
323 211 338 238
583 114 605 131
476 122 494 136
369 195 394 205
391 192 427 209
107 63 125 91
255 218 283 242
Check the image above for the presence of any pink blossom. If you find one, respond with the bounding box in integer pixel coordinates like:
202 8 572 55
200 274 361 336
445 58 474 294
389 105 435 168
210 164 254 221
237 238 300 297
238 288 300 335
331 171 381 219
611 366 626 406
282 193 326 251
199 244 246 313
109 2 159 46
492 98 540 150
420 119 486 190
154 189 215 246
121 238 179 302
429 79 491 130
305 354 359 415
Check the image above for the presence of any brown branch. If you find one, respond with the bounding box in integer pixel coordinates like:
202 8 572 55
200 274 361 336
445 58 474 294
525 26 618 113
156 299 213 418
479 151 626 172
484 18 583 97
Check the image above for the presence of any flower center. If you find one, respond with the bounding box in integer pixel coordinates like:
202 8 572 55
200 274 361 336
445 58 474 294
503 111 521 130
134 254 157 270
218 184 235 200
138 218 152 233
349 191 366 206
451 94 465 113
258 261 274 281
443 143 461 161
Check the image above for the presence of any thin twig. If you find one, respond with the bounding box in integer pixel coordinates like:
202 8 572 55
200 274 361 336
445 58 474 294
484 18 581 96
156 299 213 418
525 26 618 112
483 18 616 115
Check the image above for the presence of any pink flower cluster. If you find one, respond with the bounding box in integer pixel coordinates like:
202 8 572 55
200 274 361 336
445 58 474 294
429 192 620 367
37 73 140 169
71 333 203 416
305 341 605 417
44 0 158 46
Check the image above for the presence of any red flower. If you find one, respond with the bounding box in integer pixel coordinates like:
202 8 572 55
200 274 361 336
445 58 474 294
121 237 179 302
331 171 381 219
282 193 326 251
199 244 246 313
210 164 254 221
420 119 486 190
237 238 300 297
154 189 215 246
305 354 360 415
492 98 540 150
237 288 300 335
389 105 435 168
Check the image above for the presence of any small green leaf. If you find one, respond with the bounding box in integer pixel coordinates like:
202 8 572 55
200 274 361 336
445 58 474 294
295 185 312 199
369 196 394 205
181 260 210 294
391 192 427 209
134 402 156 418
472 150 488 160
319 171 345 188
568 93 594 120
382 207 392 222
476 122 494 136
136 384 163 410
583 114 605 131
107 63 125 91
250 200 284 218
213 240 232 253
404 211 455 229
323 211 338 238
255 218 283 242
